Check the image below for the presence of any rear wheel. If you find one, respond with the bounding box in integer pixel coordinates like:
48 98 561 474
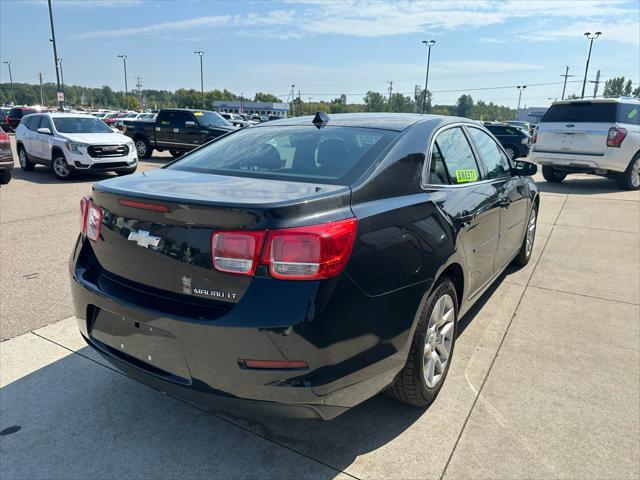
542 165 566 183
504 145 517 159
18 146 34 171
0 170 11 185
616 154 640 191
134 138 152 159
513 204 537 266
51 154 72 180
386 277 458 407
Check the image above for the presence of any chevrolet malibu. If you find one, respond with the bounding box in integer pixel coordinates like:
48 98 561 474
70 113 539 420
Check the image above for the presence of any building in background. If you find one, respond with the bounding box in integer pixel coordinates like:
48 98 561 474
213 100 289 118
517 106 548 124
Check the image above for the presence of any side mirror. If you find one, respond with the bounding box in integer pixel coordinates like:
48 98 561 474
37 127 52 135
514 160 537 176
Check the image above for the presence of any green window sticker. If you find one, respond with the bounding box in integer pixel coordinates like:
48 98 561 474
455 169 478 183
194 111 203 116
160 120 170 125
629 108 638 120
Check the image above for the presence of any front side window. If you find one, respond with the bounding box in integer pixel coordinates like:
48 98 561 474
169 126 397 185
431 127 480 185
39 116 53 132
193 111 230 128
468 127 511 180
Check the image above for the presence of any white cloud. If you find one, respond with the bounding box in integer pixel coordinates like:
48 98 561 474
517 19 640 45
478 37 506 44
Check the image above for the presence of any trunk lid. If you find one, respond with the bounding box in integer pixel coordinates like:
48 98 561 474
89 169 351 302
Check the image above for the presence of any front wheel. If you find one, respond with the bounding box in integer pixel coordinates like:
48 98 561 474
51 154 72 180
504 145 517 159
386 277 458 407
169 149 183 159
134 138 152 159
116 166 137 176
616 154 640 191
542 165 566 183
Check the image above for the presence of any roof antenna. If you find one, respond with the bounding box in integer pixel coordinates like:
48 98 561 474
312 111 329 129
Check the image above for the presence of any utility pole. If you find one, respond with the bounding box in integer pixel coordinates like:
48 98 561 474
387 80 393 111
240 92 244 114
38 73 44 106
308 98 312 115
47 0 63 110
421 40 436 114
560 65 574 100
194 51 204 109
2 61 12 103
136 76 143 107
117 55 128 108
57 58 64 95
591 69 601 98
516 85 527 120
297 90 302 117
288 84 295 117
581 32 601 99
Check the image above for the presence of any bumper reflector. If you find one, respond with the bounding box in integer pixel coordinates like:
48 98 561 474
241 359 309 370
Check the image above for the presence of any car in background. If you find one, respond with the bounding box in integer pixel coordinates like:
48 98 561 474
1 107 11 131
15 112 137 180
0 126 13 184
69 112 539 420
530 98 640 190
123 108 236 159
7 106 40 132
219 112 252 128
101 112 120 126
483 122 531 159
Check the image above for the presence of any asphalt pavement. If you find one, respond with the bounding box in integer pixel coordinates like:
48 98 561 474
1 135 638 479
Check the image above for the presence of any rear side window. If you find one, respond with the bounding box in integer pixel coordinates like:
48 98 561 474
28 116 42 131
541 102 617 123
169 126 397 185
431 127 480 185
429 143 450 185
617 104 640 125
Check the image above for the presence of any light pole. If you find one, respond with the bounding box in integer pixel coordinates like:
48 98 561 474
47 0 63 110
421 40 436 114
581 32 601 99
2 61 12 103
194 51 204 108
516 85 527 120
117 54 128 108
57 58 65 95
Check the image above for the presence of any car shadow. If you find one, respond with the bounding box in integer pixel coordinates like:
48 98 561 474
534 175 630 196
9 164 116 185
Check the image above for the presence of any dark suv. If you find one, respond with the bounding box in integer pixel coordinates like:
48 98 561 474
484 123 531 159
7 107 39 132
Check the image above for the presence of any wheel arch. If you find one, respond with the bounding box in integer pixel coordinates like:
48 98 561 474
51 145 66 161
436 262 465 310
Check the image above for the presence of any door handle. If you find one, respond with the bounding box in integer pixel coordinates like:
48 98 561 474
499 197 511 209
459 210 478 226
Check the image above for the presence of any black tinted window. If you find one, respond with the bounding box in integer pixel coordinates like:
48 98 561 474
171 112 193 128
170 126 397 185
40 116 53 131
468 127 511 180
617 104 640 125
428 143 450 185
25 115 41 130
53 117 113 133
541 102 617 123
433 127 480 184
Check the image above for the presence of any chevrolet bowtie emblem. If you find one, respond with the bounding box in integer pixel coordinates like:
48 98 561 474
127 230 161 248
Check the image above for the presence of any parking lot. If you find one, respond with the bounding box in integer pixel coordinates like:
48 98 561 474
1 134 638 479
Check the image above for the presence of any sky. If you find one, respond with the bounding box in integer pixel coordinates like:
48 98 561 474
1 0 638 108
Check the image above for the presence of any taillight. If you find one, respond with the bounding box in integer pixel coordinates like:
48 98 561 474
79 196 102 241
261 218 358 280
0 131 9 143
212 230 265 276
607 127 627 147
211 218 358 280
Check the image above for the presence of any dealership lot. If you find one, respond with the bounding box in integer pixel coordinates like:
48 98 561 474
1 136 638 479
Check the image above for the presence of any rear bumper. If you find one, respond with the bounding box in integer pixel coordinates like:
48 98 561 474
0 159 14 173
530 149 627 173
69 237 420 420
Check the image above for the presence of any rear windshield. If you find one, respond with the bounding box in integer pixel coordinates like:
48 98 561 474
53 117 114 133
541 102 618 123
169 126 398 185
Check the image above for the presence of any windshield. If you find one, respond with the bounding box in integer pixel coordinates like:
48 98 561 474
169 125 398 185
194 111 231 128
53 117 114 134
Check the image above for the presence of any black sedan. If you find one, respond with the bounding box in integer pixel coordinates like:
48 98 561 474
484 122 531 159
70 112 539 420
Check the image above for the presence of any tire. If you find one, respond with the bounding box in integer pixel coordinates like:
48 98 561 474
51 154 72 180
615 154 640 191
134 137 152 159
542 165 566 183
18 146 34 171
513 203 538 266
169 149 183 159
504 145 517 159
386 277 458 407
0 170 11 185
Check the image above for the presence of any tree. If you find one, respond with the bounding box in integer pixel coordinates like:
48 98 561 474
122 95 140 111
603 76 629 98
634 86 640 97
254 92 282 103
456 94 474 118
387 93 414 113
363 91 386 112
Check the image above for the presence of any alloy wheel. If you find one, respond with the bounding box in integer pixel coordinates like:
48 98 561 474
505 147 515 159
19 149 27 168
135 140 147 157
53 157 70 178
423 293 455 388
631 158 640 188
525 207 537 257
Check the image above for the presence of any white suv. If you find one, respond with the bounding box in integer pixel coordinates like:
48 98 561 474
15 112 138 180
530 98 640 190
